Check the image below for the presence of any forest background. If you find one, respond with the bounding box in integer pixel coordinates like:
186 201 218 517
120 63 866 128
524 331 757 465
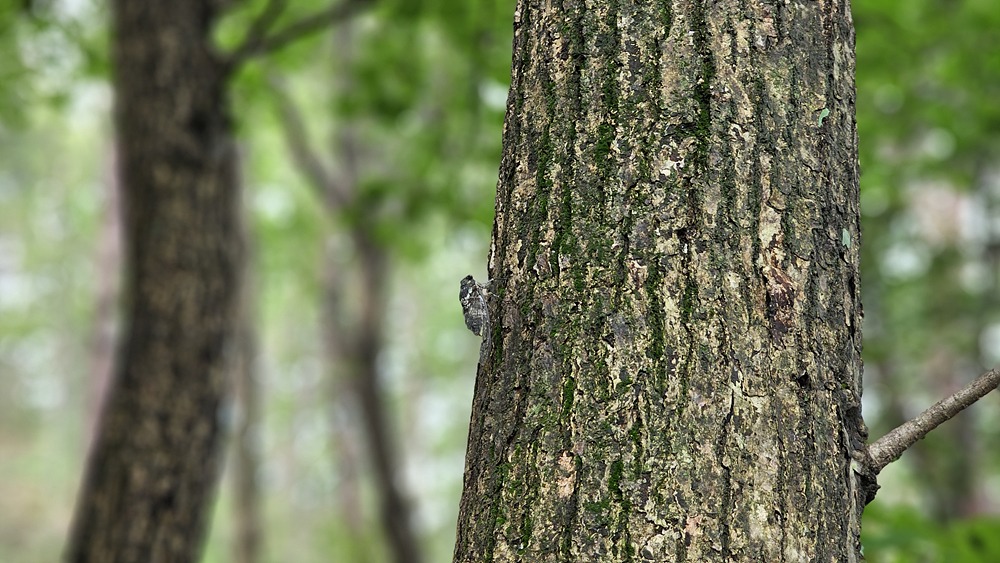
1 0 999 561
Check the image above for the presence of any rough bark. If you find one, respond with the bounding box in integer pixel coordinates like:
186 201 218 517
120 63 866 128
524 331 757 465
454 0 864 561
66 1 242 561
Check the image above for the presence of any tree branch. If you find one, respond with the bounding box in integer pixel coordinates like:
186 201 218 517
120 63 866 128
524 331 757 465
230 0 288 63
228 0 369 69
266 75 350 209
868 367 1000 473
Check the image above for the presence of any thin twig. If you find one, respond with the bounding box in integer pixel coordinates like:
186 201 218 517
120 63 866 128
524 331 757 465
266 74 350 209
228 0 369 69
231 0 288 64
868 368 1000 473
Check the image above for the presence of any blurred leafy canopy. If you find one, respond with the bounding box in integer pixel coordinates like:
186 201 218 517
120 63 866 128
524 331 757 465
863 501 1000 562
856 0 1000 555
0 0 106 127
217 0 513 263
856 0 1000 369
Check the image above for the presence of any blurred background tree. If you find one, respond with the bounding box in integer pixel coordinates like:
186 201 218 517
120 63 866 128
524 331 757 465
855 0 1000 560
0 0 997 561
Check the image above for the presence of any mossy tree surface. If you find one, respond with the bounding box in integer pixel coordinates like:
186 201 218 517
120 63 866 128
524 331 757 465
454 0 865 561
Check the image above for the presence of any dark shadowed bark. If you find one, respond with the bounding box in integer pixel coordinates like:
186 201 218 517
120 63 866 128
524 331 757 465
66 1 242 561
454 0 866 561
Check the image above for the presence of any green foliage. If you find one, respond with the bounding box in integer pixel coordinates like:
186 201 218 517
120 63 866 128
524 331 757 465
0 87 105 563
0 0 106 127
856 0 1000 184
855 0 1000 552
855 0 1000 380
863 502 1000 562
0 5 33 127
219 0 516 558
227 0 513 262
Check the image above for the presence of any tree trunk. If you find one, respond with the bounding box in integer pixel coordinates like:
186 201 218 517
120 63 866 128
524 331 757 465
66 1 242 561
232 249 262 563
454 1 865 561
86 148 122 441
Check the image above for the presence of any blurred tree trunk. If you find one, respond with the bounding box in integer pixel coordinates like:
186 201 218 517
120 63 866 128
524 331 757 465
329 23 421 562
454 0 867 561
957 158 1000 518
321 244 367 543
269 21 424 560
86 148 122 440
322 22 368 545
231 232 262 563
66 0 242 561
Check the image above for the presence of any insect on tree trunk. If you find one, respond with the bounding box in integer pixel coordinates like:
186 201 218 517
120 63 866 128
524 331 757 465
454 0 867 561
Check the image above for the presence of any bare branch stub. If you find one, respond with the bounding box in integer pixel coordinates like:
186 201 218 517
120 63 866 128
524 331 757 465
867 368 1000 473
